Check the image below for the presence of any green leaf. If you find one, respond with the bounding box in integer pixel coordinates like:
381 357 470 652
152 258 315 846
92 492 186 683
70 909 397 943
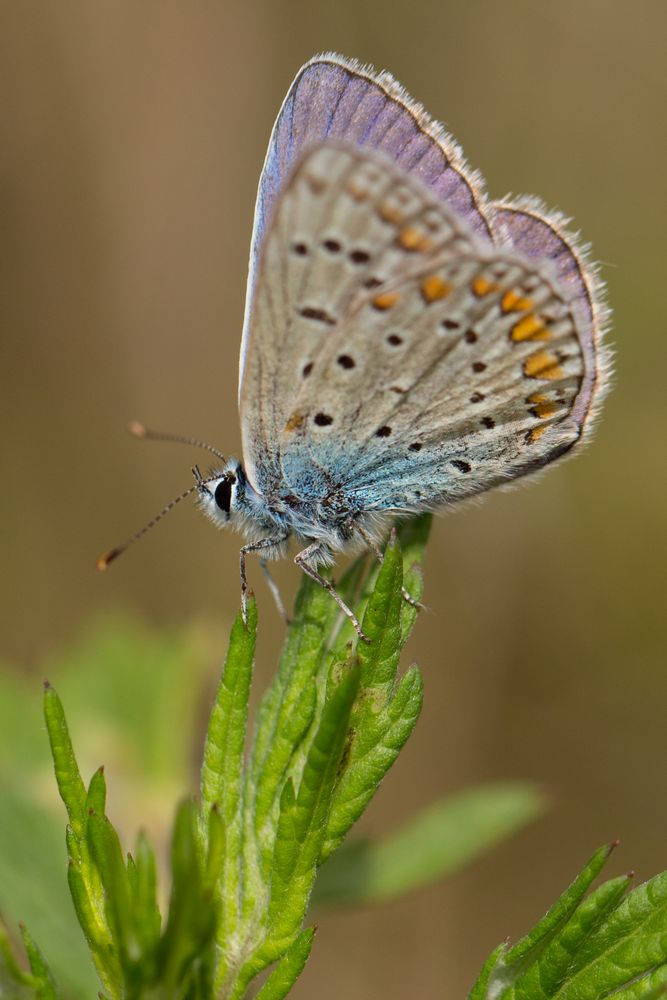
128 830 162 958
85 766 107 817
43 682 87 838
86 810 139 987
200 601 256 830
554 870 667 1000
267 661 360 946
509 873 633 1000
606 965 667 1000
66 859 113 968
395 514 431 641
0 786 97 998
322 535 424 859
157 800 216 998
505 842 615 965
249 574 337 818
0 917 36 998
468 943 507 1000
313 783 544 906
253 928 316 1000
199 600 256 981
18 922 62 1000
469 844 667 1000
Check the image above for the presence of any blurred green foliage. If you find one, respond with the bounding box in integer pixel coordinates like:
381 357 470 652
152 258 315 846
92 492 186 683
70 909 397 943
0 521 550 998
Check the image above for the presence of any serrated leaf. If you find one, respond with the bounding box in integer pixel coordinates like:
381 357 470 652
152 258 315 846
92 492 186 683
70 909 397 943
555 871 667 1000
0 917 36 997
315 783 544 906
509 874 632 1000
321 538 425 858
253 679 317 851
468 943 508 1000
469 845 667 1000
128 830 161 957
249 575 338 811
267 662 360 944
200 601 256 829
505 843 615 966
157 801 216 997
66 860 114 972
86 811 135 970
85 767 107 817
253 928 316 1000
356 532 405 697
199 600 256 955
320 663 424 861
43 683 86 838
18 923 62 1000
606 963 667 1000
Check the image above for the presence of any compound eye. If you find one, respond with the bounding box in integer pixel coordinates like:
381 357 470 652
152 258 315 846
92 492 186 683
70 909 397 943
214 478 233 514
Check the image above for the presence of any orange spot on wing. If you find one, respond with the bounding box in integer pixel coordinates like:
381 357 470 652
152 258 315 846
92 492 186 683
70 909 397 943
501 290 534 313
372 291 400 310
379 202 402 223
397 226 433 252
397 226 421 250
523 350 564 380
420 275 452 304
531 401 558 419
347 183 365 200
472 276 499 297
512 314 550 342
527 425 548 443
285 411 306 432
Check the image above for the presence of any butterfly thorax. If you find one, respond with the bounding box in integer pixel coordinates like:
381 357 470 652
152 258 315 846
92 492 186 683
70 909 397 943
198 458 384 557
256 478 379 553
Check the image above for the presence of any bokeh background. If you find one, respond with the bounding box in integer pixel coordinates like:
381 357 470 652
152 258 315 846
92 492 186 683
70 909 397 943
2 1 666 996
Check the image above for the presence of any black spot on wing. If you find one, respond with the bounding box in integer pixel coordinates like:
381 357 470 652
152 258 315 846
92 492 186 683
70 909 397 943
299 306 337 325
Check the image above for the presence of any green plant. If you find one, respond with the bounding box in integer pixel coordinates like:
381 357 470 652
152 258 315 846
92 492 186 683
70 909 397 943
2 517 665 999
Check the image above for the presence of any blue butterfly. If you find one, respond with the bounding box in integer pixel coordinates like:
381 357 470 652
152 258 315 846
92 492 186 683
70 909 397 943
99 54 610 642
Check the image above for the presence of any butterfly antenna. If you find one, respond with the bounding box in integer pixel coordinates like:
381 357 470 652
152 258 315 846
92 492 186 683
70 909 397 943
96 468 216 571
128 420 226 464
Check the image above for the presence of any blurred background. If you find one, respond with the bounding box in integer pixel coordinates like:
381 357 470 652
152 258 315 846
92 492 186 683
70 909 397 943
1 0 666 996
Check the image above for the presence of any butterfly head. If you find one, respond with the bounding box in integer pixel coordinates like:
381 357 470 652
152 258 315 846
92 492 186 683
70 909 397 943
195 460 246 529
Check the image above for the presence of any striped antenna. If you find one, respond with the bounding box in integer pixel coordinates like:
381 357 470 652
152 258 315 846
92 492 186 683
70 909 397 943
128 421 226 464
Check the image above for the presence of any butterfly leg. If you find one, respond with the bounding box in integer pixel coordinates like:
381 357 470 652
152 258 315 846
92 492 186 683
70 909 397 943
355 525 425 611
259 557 291 626
294 542 370 644
240 534 289 625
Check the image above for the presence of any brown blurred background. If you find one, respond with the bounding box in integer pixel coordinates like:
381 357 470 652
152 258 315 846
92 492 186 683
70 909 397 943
2 1 666 996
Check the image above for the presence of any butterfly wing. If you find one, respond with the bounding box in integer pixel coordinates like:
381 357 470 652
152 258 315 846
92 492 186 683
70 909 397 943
239 53 495 403
489 198 611 439
241 142 602 513
239 142 480 494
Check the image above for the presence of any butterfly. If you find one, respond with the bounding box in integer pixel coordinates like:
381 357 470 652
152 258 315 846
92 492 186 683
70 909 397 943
99 53 610 642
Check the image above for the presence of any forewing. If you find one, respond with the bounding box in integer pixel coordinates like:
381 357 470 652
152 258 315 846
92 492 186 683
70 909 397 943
239 53 495 403
239 143 479 492
279 242 594 512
